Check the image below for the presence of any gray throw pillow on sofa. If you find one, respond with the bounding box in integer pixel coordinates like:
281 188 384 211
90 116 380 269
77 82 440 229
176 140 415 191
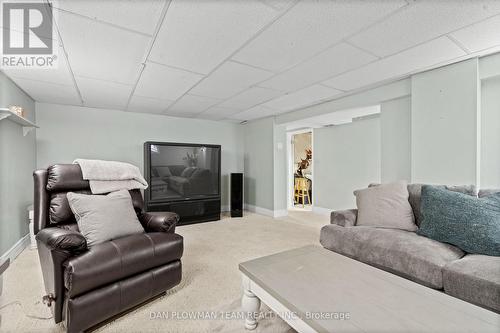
67 190 144 247
354 181 417 231
418 185 500 256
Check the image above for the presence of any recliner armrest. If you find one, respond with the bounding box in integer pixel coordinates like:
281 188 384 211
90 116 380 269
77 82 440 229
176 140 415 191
331 209 358 227
36 227 87 253
139 212 179 233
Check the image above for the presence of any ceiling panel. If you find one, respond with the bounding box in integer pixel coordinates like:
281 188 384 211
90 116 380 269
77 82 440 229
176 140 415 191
233 0 406 72
57 11 150 84
134 62 204 101
218 86 282 110
259 42 376 92
322 37 466 91
9 77 81 105
230 105 278 121
3 45 75 86
149 0 291 74
54 0 164 35
449 15 500 53
190 61 274 99
348 0 500 58
127 95 173 114
263 84 342 111
76 76 133 110
198 106 240 121
166 94 222 116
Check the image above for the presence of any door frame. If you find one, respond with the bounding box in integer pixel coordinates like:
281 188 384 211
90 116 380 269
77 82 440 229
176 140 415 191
286 128 314 209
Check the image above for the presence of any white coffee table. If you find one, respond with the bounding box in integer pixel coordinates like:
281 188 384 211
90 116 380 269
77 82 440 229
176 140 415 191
239 245 500 333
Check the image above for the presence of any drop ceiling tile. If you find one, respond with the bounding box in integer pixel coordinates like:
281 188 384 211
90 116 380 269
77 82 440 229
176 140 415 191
127 95 173 114
3 46 74 86
57 11 150 84
54 0 164 35
218 86 283 110
233 0 406 72
322 37 466 91
8 77 81 105
259 42 376 92
190 61 274 99
449 15 500 53
76 76 133 110
263 84 342 111
149 0 291 74
166 94 222 116
134 62 204 101
230 105 278 121
197 106 240 121
348 0 500 57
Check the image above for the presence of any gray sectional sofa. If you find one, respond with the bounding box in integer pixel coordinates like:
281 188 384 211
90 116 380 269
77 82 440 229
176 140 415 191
320 184 500 313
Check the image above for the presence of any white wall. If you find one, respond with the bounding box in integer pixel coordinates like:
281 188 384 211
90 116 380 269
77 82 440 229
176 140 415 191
380 96 411 182
35 103 244 208
243 117 274 211
314 116 381 210
480 75 500 188
411 59 479 185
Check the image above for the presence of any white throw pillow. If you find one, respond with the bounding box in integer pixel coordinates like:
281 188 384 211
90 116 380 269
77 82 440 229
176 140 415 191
67 190 144 247
354 181 417 231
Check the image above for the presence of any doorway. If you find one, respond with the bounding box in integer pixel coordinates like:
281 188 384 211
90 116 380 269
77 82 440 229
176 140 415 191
288 130 313 210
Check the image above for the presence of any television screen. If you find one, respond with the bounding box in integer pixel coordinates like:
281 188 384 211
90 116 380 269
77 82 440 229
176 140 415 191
146 143 220 202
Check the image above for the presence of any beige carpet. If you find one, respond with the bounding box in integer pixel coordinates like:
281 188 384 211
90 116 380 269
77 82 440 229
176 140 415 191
0 211 328 333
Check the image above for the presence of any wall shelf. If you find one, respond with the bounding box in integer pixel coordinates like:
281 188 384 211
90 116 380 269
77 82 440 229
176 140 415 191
0 108 38 136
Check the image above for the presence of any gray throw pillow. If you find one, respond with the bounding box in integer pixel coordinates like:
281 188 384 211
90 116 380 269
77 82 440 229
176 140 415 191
354 181 417 231
418 185 500 256
67 190 144 247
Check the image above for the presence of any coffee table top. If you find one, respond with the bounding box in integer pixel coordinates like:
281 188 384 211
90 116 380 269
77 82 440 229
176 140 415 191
239 245 499 333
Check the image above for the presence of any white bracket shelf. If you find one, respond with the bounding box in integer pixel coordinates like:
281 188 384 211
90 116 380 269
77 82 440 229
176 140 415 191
0 108 38 136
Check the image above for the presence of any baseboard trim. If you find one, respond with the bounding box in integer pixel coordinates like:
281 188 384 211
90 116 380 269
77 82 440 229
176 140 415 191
0 234 30 263
312 206 332 216
244 204 287 218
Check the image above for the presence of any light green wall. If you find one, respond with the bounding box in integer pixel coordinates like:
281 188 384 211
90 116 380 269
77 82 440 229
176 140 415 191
35 103 244 208
314 117 381 210
380 96 411 183
273 124 287 212
411 59 479 185
243 117 274 210
0 72 36 256
480 75 500 188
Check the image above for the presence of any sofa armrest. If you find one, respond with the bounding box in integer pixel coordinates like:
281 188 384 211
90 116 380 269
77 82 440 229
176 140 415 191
330 209 358 227
36 227 87 253
139 212 179 233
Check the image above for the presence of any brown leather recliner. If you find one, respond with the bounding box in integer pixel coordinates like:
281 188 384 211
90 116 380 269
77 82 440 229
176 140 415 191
34 164 183 332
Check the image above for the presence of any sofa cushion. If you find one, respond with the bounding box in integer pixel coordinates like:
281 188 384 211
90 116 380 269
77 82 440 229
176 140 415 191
320 224 464 289
64 232 183 297
180 167 197 178
354 181 416 231
443 254 500 312
418 186 500 256
155 166 172 178
407 184 477 226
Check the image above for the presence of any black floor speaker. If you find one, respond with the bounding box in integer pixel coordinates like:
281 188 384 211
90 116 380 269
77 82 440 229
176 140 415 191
230 173 243 217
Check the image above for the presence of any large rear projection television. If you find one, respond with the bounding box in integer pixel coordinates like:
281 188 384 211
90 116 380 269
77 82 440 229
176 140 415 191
144 142 221 225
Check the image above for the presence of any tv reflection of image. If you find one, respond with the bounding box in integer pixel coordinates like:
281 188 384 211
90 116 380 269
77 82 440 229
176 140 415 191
149 144 220 201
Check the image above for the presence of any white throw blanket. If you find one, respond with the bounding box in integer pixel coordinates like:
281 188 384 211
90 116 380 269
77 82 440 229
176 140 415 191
74 159 148 194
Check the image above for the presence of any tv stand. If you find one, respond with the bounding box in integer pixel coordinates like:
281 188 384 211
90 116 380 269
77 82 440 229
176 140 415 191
146 198 220 225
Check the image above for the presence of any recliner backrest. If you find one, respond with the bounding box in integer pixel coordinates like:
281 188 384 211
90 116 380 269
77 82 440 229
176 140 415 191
34 164 144 233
